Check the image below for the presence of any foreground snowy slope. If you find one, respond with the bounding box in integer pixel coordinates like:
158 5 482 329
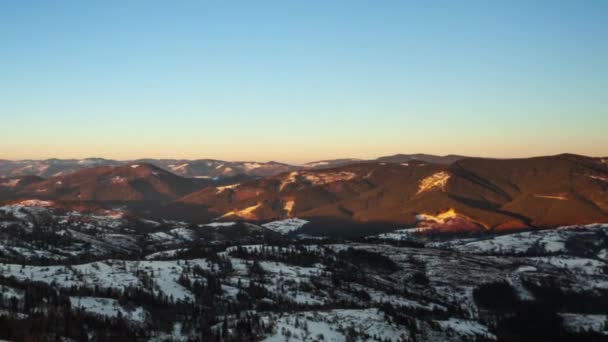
1 200 607 340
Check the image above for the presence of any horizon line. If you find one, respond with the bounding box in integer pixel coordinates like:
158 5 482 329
1 152 605 166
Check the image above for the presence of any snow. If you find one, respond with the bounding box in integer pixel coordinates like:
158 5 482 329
262 218 309 234
417 171 450 195
280 171 300 191
283 200 295 216
147 322 190 342
139 218 161 227
0 285 24 301
0 200 55 221
244 162 263 170
280 171 357 191
111 176 127 184
145 248 188 260
416 208 460 224
259 261 322 278
560 313 608 335
216 183 239 194
70 296 146 323
262 309 407 342
440 228 579 255
531 256 606 275
146 228 196 243
170 227 196 241
508 267 536 300
170 163 189 171
219 203 262 220
16 199 53 207
222 252 327 305
201 222 237 228
533 194 568 200
148 232 174 242
0 260 141 291
140 261 194 301
372 227 434 240
258 261 326 304
589 175 608 183
436 318 495 340
130 164 140 168
516 265 537 273
0 258 215 303
306 161 329 167
303 171 356 186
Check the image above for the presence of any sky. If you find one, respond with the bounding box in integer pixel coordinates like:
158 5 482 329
0 0 606 163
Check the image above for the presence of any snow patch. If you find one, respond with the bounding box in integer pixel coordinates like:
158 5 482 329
262 309 408 342
589 175 608 183
417 171 450 195
220 203 262 220
534 194 568 200
436 318 495 340
111 176 127 184
560 313 608 335
283 200 295 216
280 171 300 191
303 171 356 186
201 222 237 228
70 297 146 323
13 199 54 207
262 218 309 235
416 208 459 224
280 171 356 191
170 163 189 171
216 183 240 194
244 162 263 170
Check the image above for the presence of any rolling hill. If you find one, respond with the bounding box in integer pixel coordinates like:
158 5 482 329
14 163 204 202
2 154 607 232
178 154 608 231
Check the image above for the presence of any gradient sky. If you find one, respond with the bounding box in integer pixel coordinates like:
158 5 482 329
1 0 606 163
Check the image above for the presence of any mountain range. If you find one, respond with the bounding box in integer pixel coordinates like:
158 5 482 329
1 153 607 233
0 154 468 179
0 158 293 179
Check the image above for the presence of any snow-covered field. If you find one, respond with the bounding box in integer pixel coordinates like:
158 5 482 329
262 218 309 235
0 258 216 302
1 202 607 341
70 296 146 323
262 309 406 341
560 313 608 335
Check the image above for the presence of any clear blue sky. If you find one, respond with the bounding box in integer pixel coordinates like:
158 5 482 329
1 0 606 163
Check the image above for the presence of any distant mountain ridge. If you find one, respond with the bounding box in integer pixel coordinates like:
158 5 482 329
303 154 468 170
15 163 203 202
375 154 467 165
0 158 295 179
2 153 607 233
0 154 470 179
